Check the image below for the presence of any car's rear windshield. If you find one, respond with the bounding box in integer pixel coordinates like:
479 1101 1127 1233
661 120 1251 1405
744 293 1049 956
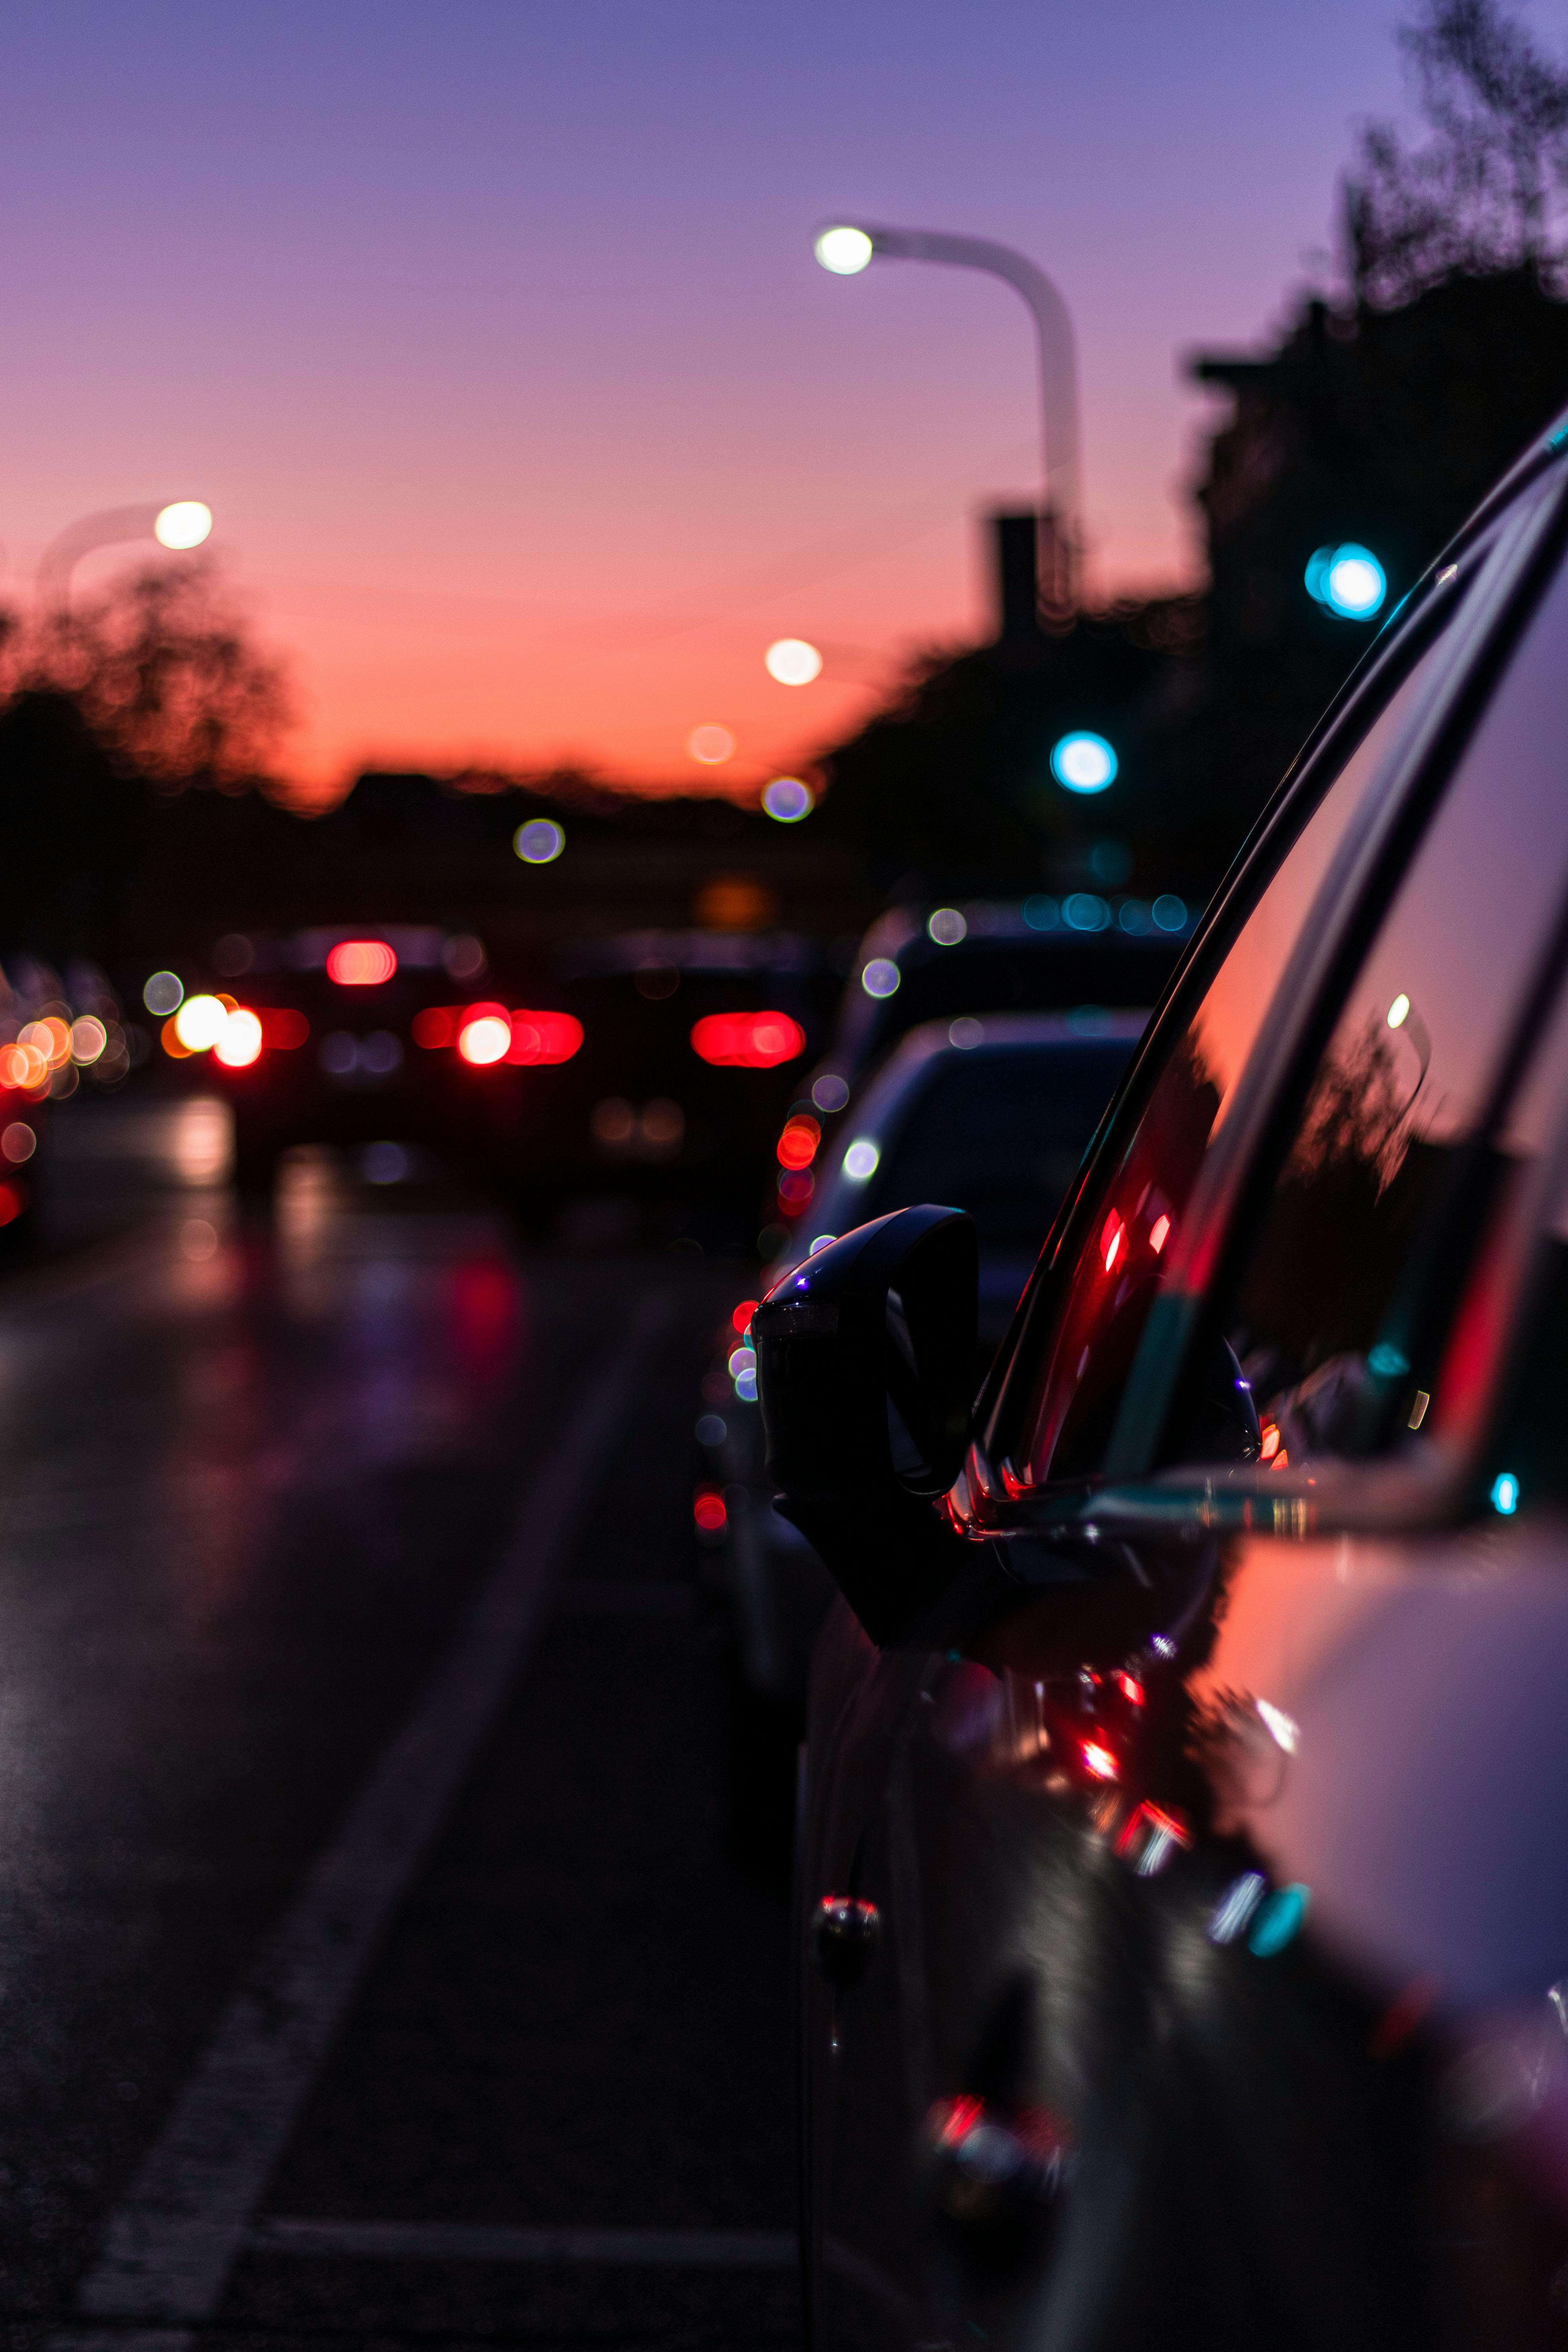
875 1040 1138 1253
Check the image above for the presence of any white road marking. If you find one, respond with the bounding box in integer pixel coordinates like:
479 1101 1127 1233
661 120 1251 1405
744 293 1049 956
247 2217 796 2266
55 1294 673 2352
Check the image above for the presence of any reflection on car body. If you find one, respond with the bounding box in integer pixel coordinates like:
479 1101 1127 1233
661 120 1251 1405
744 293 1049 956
759 417 1568 2346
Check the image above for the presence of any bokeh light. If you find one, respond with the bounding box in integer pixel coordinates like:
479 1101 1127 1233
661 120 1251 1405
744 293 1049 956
928 907 966 945
1050 731 1118 793
762 777 814 823
764 638 823 686
688 724 735 765
144 970 184 1015
1306 543 1387 619
815 226 874 274
70 1016 107 1065
174 994 229 1051
860 958 900 998
214 1008 263 1067
514 818 565 864
459 1014 512 1065
326 939 397 986
843 1138 880 1181
690 1011 805 1068
154 500 214 550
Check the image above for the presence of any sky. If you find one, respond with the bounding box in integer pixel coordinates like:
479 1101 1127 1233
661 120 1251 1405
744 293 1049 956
2 0 1564 802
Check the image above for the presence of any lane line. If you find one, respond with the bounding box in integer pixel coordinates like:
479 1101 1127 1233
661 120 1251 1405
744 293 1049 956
55 1293 674 2352
246 2217 796 2267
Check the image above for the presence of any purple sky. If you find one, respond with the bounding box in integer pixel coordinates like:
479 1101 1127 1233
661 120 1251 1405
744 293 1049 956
4 0 1561 796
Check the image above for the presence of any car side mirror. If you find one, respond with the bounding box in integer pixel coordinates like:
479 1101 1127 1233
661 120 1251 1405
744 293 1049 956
753 1206 978 1643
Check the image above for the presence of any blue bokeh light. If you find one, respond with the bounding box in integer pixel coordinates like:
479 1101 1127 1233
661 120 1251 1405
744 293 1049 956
1050 731 1118 793
1306 543 1387 620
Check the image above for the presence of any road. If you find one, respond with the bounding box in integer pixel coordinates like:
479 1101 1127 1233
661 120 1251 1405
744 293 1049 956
0 1098 798 2350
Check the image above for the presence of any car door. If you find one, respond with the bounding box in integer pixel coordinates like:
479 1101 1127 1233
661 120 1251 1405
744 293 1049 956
800 456 1568 2352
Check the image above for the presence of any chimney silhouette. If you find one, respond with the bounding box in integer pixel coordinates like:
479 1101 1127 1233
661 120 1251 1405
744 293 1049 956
991 509 1042 644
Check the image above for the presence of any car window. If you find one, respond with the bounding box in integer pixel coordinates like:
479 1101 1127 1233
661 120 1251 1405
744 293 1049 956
1161 547 1568 1472
1008 597 1462 1492
859 1039 1138 1255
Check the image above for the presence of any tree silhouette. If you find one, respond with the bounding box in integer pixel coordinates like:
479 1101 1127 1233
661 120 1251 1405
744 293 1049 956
1347 0 1568 304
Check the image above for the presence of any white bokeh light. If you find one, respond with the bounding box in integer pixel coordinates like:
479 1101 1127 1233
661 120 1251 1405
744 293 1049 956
764 638 823 686
814 227 874 276
154 501 214 551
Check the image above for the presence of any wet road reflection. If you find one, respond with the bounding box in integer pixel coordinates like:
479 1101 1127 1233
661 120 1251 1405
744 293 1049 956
0 1103 795 2351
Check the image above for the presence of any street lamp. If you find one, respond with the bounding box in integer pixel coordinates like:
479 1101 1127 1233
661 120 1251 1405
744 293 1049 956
813 219 1080 612
38 499 214 606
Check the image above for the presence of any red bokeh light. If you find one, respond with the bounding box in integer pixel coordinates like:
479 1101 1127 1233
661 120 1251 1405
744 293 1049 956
1149 1212 1171 1254
693 1488 728 1534
327 939 397 987
504 1010 583 1066
1081 1740 1118 1781
776 1114 820 1169
731 1299 758 1334
777 1169 814 1211
1100 1212 1124 1273
690 1011 806 1069
258 1009 310 1049
0 1181 24 1227
412 1007 456 1049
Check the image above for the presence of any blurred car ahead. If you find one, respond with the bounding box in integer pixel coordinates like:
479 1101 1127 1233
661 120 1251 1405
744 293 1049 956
148 923 835 1235
775 902 1184 1243
698 1011 1142 1843
759 417 1568 2347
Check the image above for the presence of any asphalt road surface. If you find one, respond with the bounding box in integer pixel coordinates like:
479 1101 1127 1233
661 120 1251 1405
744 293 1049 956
0 1098 798 2350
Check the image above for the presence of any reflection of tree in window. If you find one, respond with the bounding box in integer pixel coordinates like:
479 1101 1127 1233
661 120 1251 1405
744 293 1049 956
1037 1030 1223 1481
1231 1014 1459 1457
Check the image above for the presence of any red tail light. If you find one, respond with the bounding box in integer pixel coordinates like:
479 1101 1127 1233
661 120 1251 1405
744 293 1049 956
504 1010 583 1066
690 1011 806 1069
327 939 397 986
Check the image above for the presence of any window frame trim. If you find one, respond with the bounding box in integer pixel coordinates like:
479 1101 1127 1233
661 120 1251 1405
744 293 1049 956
969 456 1568 1533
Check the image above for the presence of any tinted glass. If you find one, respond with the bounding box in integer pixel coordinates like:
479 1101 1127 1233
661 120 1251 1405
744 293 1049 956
1171 552 1568 1470
1013 612 1457 1489
873 1041 1137 1254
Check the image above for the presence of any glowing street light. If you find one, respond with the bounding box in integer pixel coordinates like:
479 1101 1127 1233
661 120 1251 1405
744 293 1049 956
764 637 823 685
154 501 214 551
38 498 216 605
813 218 1080 606
814 227 874 275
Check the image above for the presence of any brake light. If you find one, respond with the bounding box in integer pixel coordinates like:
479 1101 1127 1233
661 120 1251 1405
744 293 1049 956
412 1007 455 1049
690 1012 806 1069
327 940 397 987
459 1014 512 1066
259 1009 309 1049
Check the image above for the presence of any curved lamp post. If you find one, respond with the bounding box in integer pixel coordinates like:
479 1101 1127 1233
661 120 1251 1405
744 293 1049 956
38 499 214 607
814 221 1080 612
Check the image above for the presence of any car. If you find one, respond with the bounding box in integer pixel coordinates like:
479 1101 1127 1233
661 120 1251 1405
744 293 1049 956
147 922 835 1237
756 417 1568 2346
785 903 1185 1238
700 1012 1144 1851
